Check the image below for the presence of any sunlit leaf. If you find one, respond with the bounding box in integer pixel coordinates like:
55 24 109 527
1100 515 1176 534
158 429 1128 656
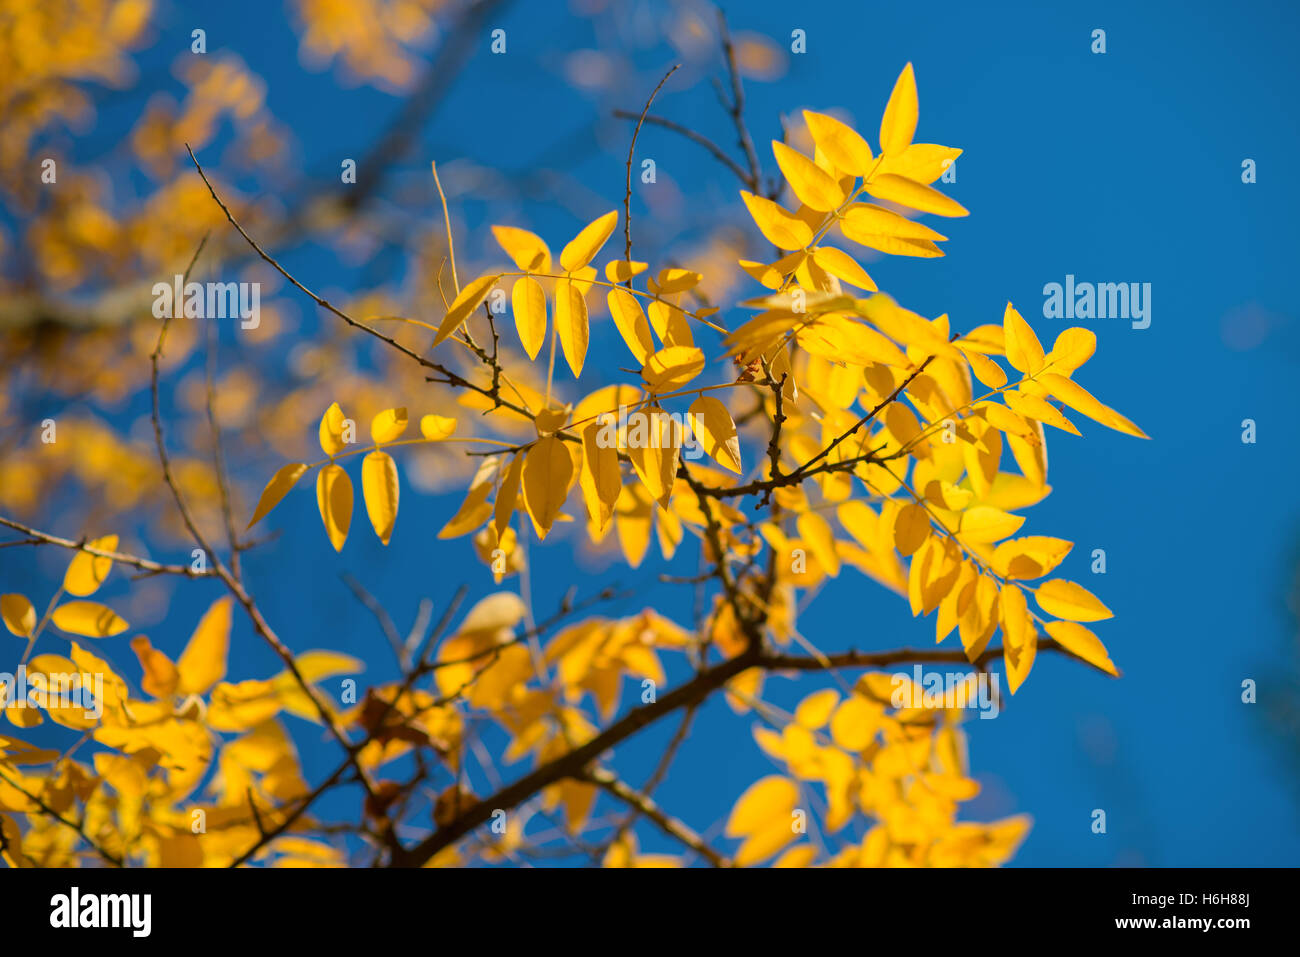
879 62 918 156
248 464 309 529
560 210 618 272
51 601 128 638
62 535 118 597
316 463 353 552
361 451 400 545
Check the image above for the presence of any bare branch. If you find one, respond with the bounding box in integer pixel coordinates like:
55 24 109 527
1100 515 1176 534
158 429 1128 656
622 64 681 278
585 765 731 867
0 517 212 579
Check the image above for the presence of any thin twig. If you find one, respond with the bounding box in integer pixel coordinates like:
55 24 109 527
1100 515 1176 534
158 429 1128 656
622 64 680 282
0 517 212 578
611 111 751 187
341 571 407 669
204 313 242 579
0 767 123 867
585 765 730 867
716 8 762 193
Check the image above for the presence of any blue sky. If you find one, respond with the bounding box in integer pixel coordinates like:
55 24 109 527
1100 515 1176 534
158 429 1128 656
9 0 1300 865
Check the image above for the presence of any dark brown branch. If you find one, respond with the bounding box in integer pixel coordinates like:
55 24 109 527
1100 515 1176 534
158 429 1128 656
391 646 762 866
759 638 1109 675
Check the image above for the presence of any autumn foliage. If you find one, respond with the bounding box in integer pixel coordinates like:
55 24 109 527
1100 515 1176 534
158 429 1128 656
0 2 1146 868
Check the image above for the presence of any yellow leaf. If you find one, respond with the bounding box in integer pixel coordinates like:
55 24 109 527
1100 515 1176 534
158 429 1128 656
420 415 457 440
559 210 618 272
894 503 930 556
1002 302 1044 375
25 653 98 729
797 512 841 576
998 584 1029 651
773 845 818 868
316 463 353 552
1 594 36 638
879 143 962 184
361 451 400 545
1044 620 1118 676
1005 624 1037 695
370 407 408 444
285 649 365 684
688 396 741 474
319 402 348 457
795 689 839 729
841 203 947 241
605 260 648 282
736 821 799 867
863 173 967 217
837 501 882 551
737 257 791 290
924 480 973 511
130 636 179 698
0 814 31 867
554 277 589 377
522 436 573 539
740 190 814 250
438 462 496 539
830 695 881 751
157 834 203 868
206 679 281 731
961 349 1008 389
433 274 500 346
642 345 704 392
1039 373 1149 438
1044 327 1096 375
884 402 921 446
1035 579 1113 622
177 596 232 696
50 600 128 638
491 225 552 272
580 423 621 531
493 452 525 541
879 62 918 155
62 534 118 597
726 775 799 837
959 574 999 661
958 505 1025 544
615 482 654 567
653 268 702 295
975 402 1032 439
626 408 680 508
606 288 654 365
991 536 1073 580
811 246 876 291
839 228 943 258
647 301 693 347
772 140 845 211
1004 390 1079 435
533 405 571 436
247 463 309 529
802 109 873 176
511 277 547 361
